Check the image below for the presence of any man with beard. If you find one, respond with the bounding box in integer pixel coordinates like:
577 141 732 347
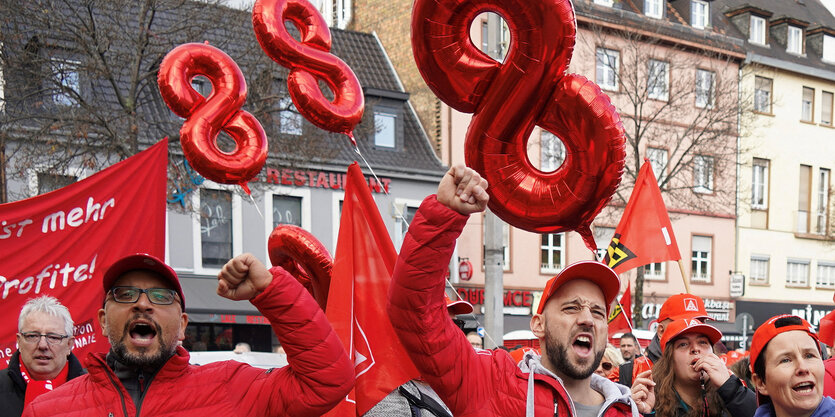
22 253 353 417
388 165 639 417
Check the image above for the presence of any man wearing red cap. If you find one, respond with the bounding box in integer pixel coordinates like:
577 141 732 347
388 165 639 417
23 253 353 417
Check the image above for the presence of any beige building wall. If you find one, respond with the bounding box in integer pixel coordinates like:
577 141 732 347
737 66 835 305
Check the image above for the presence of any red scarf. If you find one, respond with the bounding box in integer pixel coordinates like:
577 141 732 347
19 359 70 408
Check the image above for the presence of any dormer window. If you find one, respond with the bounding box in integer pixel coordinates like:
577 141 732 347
825 35 835 63
691 0 709 29
749 15 766 45
788 26 803 54
645 0 663 19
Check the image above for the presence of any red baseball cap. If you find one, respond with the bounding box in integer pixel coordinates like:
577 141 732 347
536 261 620 315
660 318 722 352
446 295 474 315
658 293 710 322
749 314 819 374
103 253 185 308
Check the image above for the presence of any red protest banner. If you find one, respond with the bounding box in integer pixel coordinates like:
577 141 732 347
0 140 168 366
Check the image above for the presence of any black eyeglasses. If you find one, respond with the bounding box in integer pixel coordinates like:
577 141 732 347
19 332 70 345
600 362 613 371
110 286 179 305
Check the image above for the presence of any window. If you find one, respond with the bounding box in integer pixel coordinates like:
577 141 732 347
822 91 833 126
786 259 810 287
540 131 566 172
817 168 830 235
802 87 815 122
52 59 79 106
749 16 766 45
279 97 302 135
200 189 233 268
645 0 663 19
483 221 510 271
695 69 715 108
191 76 211 97
647 147 668 185
752 158 769 210
754 76 772 113
824 35 835 63
596 48 619 91
691 235 711 283
394 200 420 250
644 262 666 281
798 165 812 233
593 0 613 6
787 26 803 54
272 195 302 228
593 226 614 261
374 111 396 148
693 155 713 193
818 263 835 289
750 256 769 285
691 0 709 29
335 0 351 29
541 233 565 273
37 173 75 194
481 20 489 53
647 60 669 101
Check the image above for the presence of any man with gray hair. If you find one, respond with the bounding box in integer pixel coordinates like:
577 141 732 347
0 296 85 417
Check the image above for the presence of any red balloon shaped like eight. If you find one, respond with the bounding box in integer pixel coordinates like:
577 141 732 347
158 43 268 195
253 0 364 145
268 224 333 311
412 0 626 251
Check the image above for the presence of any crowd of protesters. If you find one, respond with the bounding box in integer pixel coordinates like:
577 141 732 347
4 165 835 417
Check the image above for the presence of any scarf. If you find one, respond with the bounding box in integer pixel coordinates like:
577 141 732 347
19 359 70 408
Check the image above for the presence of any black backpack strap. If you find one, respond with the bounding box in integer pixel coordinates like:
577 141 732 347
398 385 453 417
619 361 634 387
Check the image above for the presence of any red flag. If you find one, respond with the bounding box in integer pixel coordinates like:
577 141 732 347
323 162 420 416
0 140 167 366
608 281 632 336
603 160 681 274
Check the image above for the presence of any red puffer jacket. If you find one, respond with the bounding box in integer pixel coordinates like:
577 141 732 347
22 266 353 417
388 196 636 417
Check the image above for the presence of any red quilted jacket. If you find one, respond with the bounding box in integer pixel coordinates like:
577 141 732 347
388 196 636 417
22 267 353 417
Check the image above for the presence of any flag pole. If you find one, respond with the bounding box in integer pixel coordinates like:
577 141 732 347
616 299 635 332
677 259 691 293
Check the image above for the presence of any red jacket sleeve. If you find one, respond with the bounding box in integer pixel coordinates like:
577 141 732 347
230 266 354 416
387 196 506 415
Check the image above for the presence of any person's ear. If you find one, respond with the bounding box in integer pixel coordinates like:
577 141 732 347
531 314 545 339
752 372 768 396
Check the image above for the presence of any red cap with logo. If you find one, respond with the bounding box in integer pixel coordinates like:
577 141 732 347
103 253 185 309
446 295 474 315
660 318 722 352
658 293 710 322
749 314 819 374
536 261 620 315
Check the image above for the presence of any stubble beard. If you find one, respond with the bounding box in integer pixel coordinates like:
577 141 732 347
109 314 176 370
544 326 605 380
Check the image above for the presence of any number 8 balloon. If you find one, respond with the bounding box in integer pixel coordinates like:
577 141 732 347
412 0 626 251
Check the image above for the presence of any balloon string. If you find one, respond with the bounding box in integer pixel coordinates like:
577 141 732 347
247 192 264 220
351 144 499 350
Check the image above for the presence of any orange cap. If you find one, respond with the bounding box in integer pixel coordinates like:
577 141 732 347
446 294 474 315
659 318 722 352
657 294 710 322
536 261 620 315
749 314 819 373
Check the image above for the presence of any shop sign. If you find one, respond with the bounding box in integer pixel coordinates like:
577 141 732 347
641 298 733 322
456 287 535 314
263 167 391 193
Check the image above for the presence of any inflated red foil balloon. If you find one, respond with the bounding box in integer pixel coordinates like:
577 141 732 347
158 43 268 194
268 224 333 310
412 0 626 251
253 0 364 144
